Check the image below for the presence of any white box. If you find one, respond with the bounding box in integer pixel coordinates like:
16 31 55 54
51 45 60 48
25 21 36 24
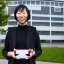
15 49 29 59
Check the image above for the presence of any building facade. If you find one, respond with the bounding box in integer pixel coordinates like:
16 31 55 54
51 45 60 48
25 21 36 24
0 0 64 43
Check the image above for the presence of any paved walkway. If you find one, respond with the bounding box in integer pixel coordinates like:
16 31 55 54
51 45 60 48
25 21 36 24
0 59 61 64
41 43 64 48
0 43 64 48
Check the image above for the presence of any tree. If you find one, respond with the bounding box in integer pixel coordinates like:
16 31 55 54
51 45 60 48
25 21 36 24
0 0 10 32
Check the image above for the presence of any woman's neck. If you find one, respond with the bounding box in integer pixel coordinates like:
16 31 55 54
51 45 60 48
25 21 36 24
18 22 27 26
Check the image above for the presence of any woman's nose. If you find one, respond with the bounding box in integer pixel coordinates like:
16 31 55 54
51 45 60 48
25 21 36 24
20 13 23 17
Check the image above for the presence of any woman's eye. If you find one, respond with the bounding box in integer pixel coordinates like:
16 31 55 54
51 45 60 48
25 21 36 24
18 13 20 14
17 12 20 14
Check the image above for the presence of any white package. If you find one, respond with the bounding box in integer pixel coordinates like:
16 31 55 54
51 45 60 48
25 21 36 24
15 49 29 59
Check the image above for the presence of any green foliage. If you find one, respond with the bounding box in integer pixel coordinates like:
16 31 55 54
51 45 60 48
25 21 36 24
0 0 10 32
0 28 7 32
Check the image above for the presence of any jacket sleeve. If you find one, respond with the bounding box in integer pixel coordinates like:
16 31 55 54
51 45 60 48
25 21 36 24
32 27 42 59
2 28 12 60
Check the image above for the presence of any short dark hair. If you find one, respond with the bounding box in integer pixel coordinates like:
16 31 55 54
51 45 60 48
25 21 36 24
14 4 30 22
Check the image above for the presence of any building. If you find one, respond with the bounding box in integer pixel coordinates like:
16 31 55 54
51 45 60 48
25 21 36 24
0 0 64 43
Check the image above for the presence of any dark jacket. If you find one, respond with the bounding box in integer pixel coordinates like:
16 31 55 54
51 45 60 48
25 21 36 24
2 26 42 64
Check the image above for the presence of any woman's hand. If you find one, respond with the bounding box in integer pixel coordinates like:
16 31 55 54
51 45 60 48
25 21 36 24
26 48 35 59
7 48 17 59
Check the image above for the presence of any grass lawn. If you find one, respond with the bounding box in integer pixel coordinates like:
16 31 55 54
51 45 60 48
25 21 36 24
0 47 64 63
0 47 5 59
37 47 64 63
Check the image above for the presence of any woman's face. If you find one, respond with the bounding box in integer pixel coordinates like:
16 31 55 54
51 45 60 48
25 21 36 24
16 8 28 25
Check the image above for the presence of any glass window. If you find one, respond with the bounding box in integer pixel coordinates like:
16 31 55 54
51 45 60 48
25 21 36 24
51 17 63 21
38 31 50 35
51 22 64 27
23 1 26 4
27 21 31 25
27 1 30 4
1 32 6 35
32 22 50 26
9 16 15 20
32 10 41 14
59 3 63 6
36 1 40 5
8 6 16 14
31 1 35 4
32 16 50 20
8 1 17 5
18 1 22 4
41 1 44 5
51 7 63 15
52 40 64 43
40 40 50 43
32 6 49 14
51 31 64 35
8 21 17 25
1 39 5 43
54 7 61 12
51 1 54 6
45 1 50 5
55 2 58 6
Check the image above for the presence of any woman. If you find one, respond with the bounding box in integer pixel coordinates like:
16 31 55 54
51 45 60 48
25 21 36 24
2 4 42 64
